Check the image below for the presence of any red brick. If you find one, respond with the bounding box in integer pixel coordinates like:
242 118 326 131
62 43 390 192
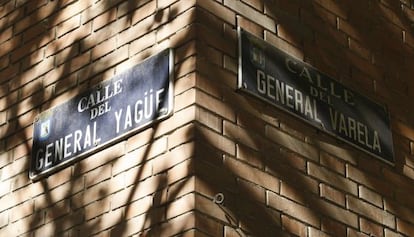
124 195 152 219
21 48 44 71
315 137 358 165
81 0 123 24
45 22 91 57
0 156 26 180
174 87 196 112
175 55 196 79
319 183 346 207
0 1 16 18
198 0 236 25
347 228 371 237
79 179 118 207
91 36 116 61
264 31 304 61
196 8 227 40
237 178 266 203
153 105 196 137
44 199 71 223
145 212 196 236
360 217 384 237
311 195 359 228
127 134 167 157
224 120 261 151
195 124 235 156
84 197 110 220
167 176 195 202
195 213 224 237
78 44 128 83
319 151 345 175
308 227 331 237
0 210 8 228
321 218 347 236
242 0 264 12
195 159 237 195
282 215 307 237
108 212 143 236
236 143 263 169
54 1 91 25
225 0 275 32
118 15 155 47
402 165 414 181
196 24 236 58
279 121 308 141
82 208 125 235
82 15 129 51
175 41 197 66
10 56 54 90
191 201 226 231
359 185 383 208
128 32 157 57
154 142 194 175
395 188 414 211
9 211 45 235
314 0 348 19
263 149 319 195
123 163 153 187
397 218 414 237
202 44 223 67
10 200 33 222
347 196 395 228
267 191 320 227
84 164 111 188
92 8 117 31
0 179 10 197
0 26 12 44
280 181 308 205
347 165 394 197
279 148 308 172
73 142 125 177
57 14 80 37
356 152 384 177
265 125 319 161
197 58 238 90
347 50 383 82
128 1 156 26
134 174 168 201
223 54 237 73
172 78 196 105
0 64 19 85
383 167 414 195
348 37 371 61
384 228 402 237
14 1 59 34
166 193 195 220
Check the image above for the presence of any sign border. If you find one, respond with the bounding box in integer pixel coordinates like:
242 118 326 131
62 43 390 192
29 49 175 181
237 27 394 165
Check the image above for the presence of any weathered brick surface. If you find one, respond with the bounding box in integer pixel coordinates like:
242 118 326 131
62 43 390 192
1 0 414 236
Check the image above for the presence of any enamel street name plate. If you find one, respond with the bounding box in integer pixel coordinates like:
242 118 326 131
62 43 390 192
30 49 174 180
238 29 394 164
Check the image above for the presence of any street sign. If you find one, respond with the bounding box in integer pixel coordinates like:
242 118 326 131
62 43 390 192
238 29 394 164
30 49 174 180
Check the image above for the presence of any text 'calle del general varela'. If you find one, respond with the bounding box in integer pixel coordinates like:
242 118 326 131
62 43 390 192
239 29 393 164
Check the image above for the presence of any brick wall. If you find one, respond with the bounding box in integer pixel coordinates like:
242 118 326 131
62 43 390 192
1 0 414 236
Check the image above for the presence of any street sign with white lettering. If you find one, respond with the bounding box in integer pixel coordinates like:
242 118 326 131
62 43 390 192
30 49 174 180
238 29 394 164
